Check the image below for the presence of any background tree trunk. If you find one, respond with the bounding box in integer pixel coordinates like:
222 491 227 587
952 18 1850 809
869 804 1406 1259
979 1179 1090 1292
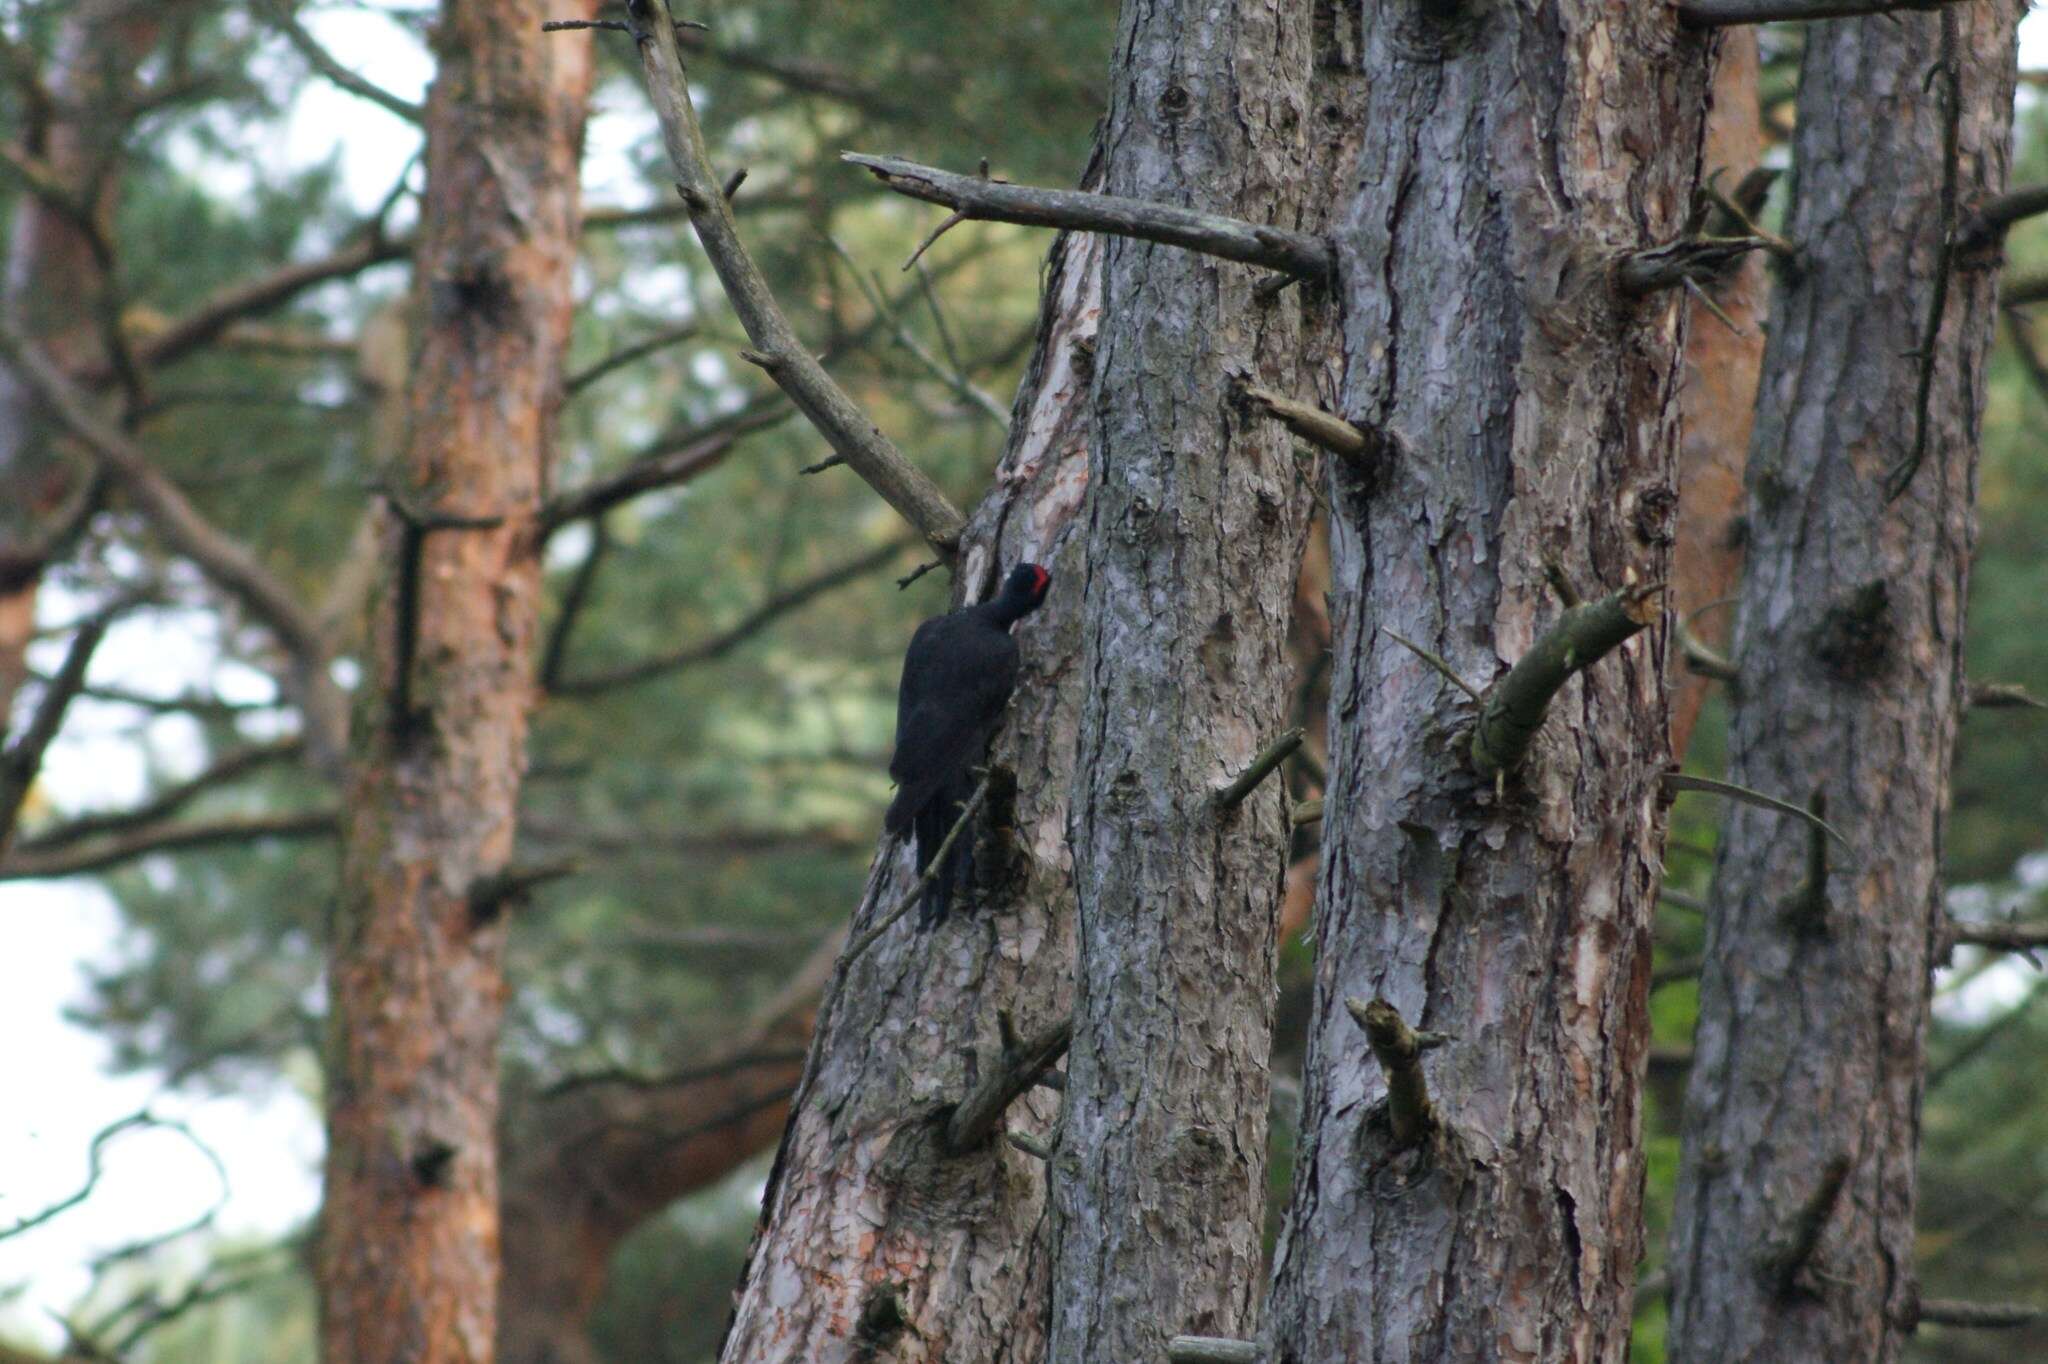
1670 28 1767 762
497 935 833 1364
1044 0 1318 1356
316 3 597 1361
715 219 1103 1364
1667 9 2020 1362
1262 6 1710 1361
0 0 190 718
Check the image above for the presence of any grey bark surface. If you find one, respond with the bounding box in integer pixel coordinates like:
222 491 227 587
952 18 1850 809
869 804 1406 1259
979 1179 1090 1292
714 215 1104 1364
1667 10 2020 1363
1045 0 1318 1356
1261 6 1712 1362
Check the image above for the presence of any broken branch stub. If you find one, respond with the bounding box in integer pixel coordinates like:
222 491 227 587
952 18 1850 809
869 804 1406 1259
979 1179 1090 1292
1470 581 1660 779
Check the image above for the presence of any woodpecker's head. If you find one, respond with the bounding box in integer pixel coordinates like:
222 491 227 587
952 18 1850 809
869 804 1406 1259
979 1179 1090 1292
991 562 1051 624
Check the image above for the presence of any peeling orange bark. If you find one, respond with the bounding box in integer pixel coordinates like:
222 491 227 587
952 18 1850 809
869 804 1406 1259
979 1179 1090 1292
317 5 598 1362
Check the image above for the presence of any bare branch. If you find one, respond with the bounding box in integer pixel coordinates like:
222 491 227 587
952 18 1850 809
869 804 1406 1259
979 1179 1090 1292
613 4 966 551
469 859 581 919
1888 8 1964 504
1618 235 1770 294
1662 772 1850 845
943 1013 1072 1153
823 235 1011 429
539 518 609 693
115 235 408 378
1167 1338 1259 1364
1679 0 1973 25
548 538 909 695
564 322 701 396
0 809 336 880
1347 996 1437 1150
1948 917 2048 954
1914 1299 2045 1330
1215 727 1305 809
1 1111 221 1242
1959 184 2048 252
0 324 343 751
844 152 1335 282
1238 384 1386 465
840 776 991 967
538 397 793 536
1760 1154 1851 1299
0 616 107 853
257 0 423 122
20 736 305 851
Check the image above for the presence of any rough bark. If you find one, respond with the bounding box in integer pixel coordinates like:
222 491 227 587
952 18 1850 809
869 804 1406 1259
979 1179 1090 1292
1044 0 1317 1357
1666 10 2019 1363
316 3 598 1361
1262 6 1711 1362
715 211 1103 1364
1671 28 1766 761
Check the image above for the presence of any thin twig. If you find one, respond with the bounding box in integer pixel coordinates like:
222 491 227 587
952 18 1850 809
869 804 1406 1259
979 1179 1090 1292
260 0 424 122
1381 628 1483 701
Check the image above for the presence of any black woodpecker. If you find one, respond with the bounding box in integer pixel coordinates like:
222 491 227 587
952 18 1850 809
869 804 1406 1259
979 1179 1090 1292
884 562 1051 925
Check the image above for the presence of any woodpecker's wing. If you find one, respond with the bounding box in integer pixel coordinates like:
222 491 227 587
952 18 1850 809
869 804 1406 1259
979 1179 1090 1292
885 616 1020 833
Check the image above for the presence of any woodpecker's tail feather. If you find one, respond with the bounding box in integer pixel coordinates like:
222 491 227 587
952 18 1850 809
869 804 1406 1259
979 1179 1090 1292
912 781 976 927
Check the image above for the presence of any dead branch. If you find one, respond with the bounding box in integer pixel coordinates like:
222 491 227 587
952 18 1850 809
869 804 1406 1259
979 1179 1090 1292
844 152 1334 282
943 1013 1073 1153
0 616 107 852
258 0 423 121
0 810 337 880
1215 727 1306 808
19 736 305 851
1347 996 1437 1150
1679 0 1973 25
548 538 909 695
1471 579 1661 778
608 0 966 551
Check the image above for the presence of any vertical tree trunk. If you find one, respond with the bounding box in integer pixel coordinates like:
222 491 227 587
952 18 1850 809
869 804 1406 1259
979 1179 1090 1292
1670 28 1766 761
317 3 597 1361
1044 0 1316 1356
716 220 1103 1364
1262 6 1710 1361
1667 10 2019 1363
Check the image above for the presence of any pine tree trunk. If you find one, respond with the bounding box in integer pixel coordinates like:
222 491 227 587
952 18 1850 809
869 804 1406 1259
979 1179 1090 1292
1043 0 1318 1355
1261 7 1711 1361
715 220 1104 1364
316 4 597 1361
1666 10 2019 1362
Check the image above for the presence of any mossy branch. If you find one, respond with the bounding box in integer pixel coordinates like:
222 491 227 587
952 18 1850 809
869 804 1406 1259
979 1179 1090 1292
1470 581 1659 778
